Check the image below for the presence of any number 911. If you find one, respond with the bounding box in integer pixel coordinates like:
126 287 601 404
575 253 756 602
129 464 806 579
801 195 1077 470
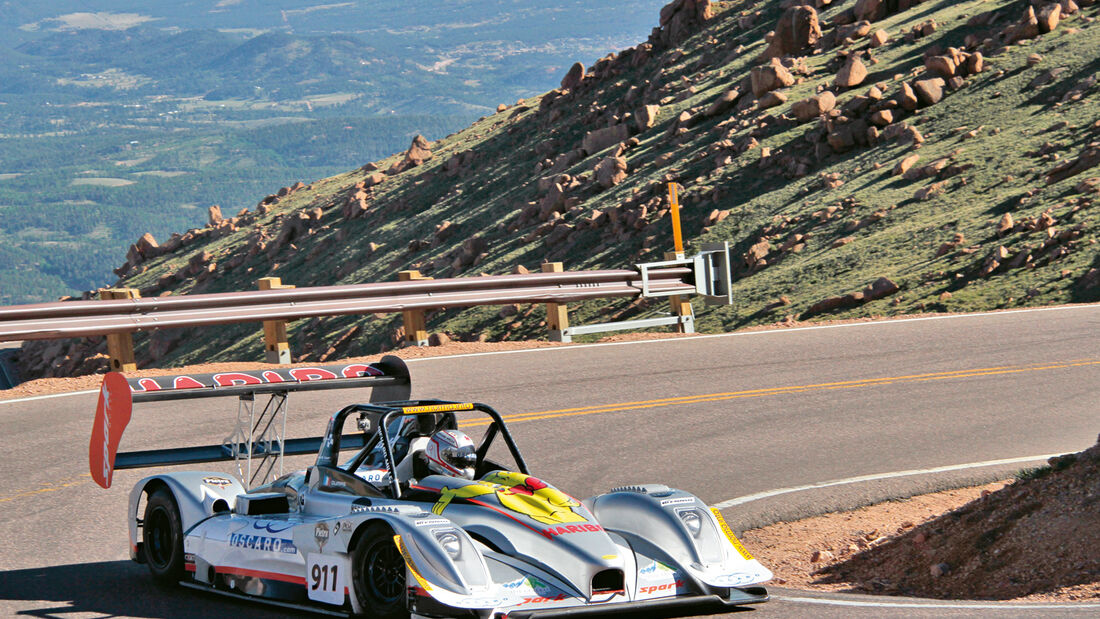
311 563 338 592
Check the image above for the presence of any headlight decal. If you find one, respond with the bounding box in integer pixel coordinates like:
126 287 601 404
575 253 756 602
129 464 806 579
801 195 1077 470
393 534 433 592
710 508 754 561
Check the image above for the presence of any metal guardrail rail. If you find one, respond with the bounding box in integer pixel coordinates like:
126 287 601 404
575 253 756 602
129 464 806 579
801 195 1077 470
0 268 695 342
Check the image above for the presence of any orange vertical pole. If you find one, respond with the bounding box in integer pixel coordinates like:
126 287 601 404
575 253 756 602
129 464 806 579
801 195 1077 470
668 182 684 258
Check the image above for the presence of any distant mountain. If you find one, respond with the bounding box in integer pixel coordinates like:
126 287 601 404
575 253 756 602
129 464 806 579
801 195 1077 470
19 0 1098 379
17 27 242 75
0 1 669 305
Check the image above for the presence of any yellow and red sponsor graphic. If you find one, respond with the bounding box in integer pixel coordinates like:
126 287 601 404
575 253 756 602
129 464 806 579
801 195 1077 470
540 523 604 537
89 372 132 489
429 472 589 527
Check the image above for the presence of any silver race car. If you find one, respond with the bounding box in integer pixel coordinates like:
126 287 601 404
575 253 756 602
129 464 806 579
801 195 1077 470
90 356 771 617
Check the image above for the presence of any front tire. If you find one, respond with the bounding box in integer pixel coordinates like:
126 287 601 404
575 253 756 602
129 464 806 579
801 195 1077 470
143 487 185 583
351 522 407 619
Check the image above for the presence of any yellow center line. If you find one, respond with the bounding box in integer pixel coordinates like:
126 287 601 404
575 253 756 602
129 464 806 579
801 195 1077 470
4 359 1095 504
458 359 1100 427
0 474 91 503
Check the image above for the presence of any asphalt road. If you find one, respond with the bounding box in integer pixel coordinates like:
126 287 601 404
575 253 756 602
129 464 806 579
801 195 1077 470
1 305 1098 617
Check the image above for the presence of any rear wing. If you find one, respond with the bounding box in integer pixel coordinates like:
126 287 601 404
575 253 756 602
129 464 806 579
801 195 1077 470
89 355 411 489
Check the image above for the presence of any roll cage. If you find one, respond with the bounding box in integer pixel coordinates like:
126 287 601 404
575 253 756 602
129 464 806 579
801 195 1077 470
316 400 531 499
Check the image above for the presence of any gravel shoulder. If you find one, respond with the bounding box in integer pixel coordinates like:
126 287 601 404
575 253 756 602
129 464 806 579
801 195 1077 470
743 442 1100 602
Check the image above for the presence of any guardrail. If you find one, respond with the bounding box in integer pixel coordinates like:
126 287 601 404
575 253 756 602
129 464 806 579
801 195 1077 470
0 268 694 340
0 245 733 372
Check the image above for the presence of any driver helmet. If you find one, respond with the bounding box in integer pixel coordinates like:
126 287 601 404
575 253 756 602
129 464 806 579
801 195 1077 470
424 430 477 480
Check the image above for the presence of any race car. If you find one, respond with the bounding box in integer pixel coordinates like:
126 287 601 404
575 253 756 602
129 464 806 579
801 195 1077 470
91 355 771 617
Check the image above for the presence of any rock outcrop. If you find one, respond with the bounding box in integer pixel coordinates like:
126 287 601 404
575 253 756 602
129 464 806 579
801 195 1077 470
759 5 822 61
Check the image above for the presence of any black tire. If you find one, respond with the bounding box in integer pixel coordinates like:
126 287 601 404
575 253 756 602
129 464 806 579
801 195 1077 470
143 487 185 583
351 522 407 619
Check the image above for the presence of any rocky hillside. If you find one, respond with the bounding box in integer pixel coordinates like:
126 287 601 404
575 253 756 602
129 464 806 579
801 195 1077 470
815 436 1100 599
17 0 1100 377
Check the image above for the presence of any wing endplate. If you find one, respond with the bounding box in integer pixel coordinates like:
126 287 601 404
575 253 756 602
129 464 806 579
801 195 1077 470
89 372 133 488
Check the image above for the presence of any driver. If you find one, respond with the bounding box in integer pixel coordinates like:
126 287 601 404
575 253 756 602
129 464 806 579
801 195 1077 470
422 430 477 480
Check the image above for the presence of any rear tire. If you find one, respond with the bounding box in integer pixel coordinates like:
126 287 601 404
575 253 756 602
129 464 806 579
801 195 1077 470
143 488 185 583
351 522 407 619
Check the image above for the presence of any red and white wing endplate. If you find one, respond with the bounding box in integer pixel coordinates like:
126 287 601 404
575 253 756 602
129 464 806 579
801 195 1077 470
89 372 133 489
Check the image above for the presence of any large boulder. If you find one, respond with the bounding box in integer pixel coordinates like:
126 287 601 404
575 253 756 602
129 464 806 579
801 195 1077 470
387 134 433 174
757 91 788 110
560 62 585 90
1037 3 1061 33
595 156 629 188
913 78 945 106
635 104 661 130
834 55 868 88
925 55 957 78
751 58 796 97
791 91 837 121
582 124 631 155
1005 6 1041 44
135 233 160 259
897 82 919 111
758 5 822 61
654 0 714 47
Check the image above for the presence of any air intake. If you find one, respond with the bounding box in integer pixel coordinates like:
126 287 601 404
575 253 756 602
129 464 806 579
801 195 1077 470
592 569 624 595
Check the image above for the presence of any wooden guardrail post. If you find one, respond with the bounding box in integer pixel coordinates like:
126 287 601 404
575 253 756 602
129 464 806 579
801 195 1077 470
99 288 139 371
543 262 571 343
665 252 695 334
258 277 294 364
398 270 430 346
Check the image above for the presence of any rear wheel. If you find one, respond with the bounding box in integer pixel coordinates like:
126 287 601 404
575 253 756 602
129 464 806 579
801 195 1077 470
143 488 185 582
351 522 407 619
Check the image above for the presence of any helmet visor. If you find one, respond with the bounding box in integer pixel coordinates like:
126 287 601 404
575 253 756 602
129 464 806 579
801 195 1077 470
441 445 477 469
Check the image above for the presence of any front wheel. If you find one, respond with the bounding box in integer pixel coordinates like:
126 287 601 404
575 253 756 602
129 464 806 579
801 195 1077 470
351 522 407 619
143 487 185 582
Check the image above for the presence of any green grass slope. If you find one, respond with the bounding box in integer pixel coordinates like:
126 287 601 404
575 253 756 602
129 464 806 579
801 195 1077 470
17 0 1100 376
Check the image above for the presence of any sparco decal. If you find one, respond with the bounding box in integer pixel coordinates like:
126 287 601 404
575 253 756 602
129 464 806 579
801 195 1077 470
515 594 567 606
639 580 684 595
229 533 297 554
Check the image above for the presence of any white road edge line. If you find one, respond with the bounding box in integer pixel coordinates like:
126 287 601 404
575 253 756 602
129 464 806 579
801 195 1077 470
775 595 1100 610
3 303 1095 404
0 389 98 405
711 453 1064 509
